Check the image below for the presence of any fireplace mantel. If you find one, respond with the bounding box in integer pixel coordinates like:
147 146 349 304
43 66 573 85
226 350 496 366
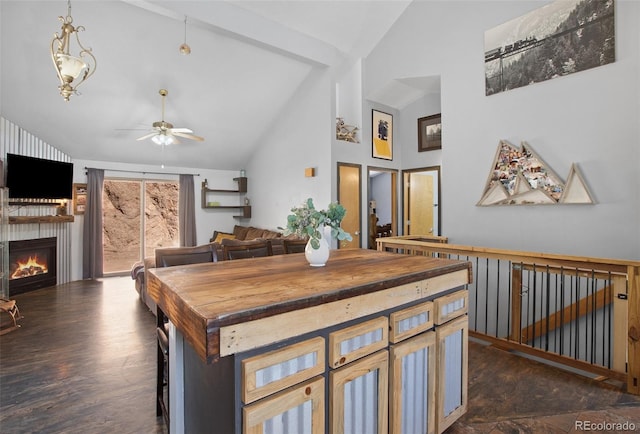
9 216 74 224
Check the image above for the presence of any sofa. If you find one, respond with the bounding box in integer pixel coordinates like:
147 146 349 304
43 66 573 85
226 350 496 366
132 225 298 314
210 224 292 255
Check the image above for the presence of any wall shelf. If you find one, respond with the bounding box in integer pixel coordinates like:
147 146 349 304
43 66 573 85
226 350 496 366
201 177 251 219
9 215 75 225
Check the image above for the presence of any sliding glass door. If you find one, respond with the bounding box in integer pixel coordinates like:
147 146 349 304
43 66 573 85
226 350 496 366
102 179 179 274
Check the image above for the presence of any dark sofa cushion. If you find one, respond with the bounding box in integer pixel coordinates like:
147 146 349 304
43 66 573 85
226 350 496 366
160 251 214 267
154 243 219 267
233 225 250 240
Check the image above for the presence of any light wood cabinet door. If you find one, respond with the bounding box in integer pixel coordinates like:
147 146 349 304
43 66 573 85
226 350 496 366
435 315 468 433
434 289 468 325
330 350 388 434
243 376 324 434
242 337 325 404
389 332 437 434
329 316 388 369
389 301 434 343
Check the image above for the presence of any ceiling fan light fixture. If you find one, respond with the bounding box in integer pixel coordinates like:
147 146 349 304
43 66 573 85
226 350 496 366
50 0 96 101
137 88 204 144
151 134 174 146
179 15 191 55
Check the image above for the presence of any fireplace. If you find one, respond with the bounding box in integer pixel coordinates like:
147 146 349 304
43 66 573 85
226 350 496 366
9 237 57 295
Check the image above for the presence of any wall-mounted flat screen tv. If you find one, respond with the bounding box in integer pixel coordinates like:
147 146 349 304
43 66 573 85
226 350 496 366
6 153 74 199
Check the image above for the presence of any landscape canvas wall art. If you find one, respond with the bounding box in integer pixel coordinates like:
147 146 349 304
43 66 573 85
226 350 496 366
485 0 615 95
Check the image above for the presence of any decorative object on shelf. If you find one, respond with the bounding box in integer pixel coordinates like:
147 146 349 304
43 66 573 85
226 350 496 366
372 109 393 160
477 140 594 206
240 169 246 177
136 89 204 146
484 0 615 96
179 15 191 55
56 200 68 216
418 114 442 152
336 117 359 143
73 184 87 215
281 198 352 267
73 183 87 215
50 0 97 101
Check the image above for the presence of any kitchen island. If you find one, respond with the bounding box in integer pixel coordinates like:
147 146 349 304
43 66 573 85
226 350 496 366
147 248 472 434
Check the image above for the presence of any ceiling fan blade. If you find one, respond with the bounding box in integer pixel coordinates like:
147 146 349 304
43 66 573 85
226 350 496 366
171 127 193 133
173 131 204 141
137 132 158 141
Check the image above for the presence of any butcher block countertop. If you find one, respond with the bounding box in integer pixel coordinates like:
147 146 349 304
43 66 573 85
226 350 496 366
146 248 472 363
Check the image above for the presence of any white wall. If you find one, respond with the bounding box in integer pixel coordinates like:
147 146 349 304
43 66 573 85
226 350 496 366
365 0 640 260
245 68 333 232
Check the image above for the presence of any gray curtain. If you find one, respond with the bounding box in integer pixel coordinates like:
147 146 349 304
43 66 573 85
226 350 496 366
82 168 104 279
179 174 197 247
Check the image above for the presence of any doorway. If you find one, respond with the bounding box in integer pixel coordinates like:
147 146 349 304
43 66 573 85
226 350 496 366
337 163 362 248
102 178 179 274
402 167 441 236
367 167 398 249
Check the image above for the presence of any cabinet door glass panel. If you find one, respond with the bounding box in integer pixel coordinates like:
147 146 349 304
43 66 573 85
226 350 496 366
243 376 324 434
390 333 436 434
436 315 468 433
344 369 378 433
263 400 312 434
330 350 388 434
443 329 463 416
401 347 428 434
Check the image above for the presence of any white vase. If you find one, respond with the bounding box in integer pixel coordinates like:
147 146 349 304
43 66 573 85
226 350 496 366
305 237 330 267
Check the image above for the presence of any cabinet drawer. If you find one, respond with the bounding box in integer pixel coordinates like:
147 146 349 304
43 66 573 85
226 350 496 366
329 316 388 369
243 376 325 434
389 301 434 343
434 290 468 325
242 336 325 404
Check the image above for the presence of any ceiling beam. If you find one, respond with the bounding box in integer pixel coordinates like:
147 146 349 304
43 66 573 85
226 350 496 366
121 0 344 67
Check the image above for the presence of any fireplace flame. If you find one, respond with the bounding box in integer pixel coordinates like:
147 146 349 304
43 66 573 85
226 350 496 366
11 255 48 279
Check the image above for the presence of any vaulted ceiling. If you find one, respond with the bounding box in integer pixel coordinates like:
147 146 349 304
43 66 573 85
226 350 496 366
1 1 412 170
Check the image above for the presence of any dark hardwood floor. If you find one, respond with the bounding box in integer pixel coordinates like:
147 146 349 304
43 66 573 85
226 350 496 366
0 277 167 434
2 277 639 433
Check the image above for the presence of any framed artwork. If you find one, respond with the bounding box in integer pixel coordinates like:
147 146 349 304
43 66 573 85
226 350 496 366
372 109 393 160
418 114 442 152
484 0 615 95
73 183 87 215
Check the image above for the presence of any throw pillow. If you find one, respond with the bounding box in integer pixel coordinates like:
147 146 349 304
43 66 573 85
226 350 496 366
212 231 236 243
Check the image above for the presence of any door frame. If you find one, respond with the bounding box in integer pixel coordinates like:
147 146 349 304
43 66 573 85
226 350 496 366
401 166 442 236
367 166 398 249
337 162 362 249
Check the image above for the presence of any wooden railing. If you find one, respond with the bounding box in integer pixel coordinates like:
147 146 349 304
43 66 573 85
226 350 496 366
377 236 640 395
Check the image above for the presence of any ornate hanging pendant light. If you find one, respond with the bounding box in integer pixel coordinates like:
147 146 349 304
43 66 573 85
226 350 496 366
50 0 97 101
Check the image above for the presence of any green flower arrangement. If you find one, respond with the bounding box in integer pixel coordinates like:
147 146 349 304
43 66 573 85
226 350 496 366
282 198 352 249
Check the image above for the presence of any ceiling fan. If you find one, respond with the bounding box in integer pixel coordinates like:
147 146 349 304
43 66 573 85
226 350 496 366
137 89 204 145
